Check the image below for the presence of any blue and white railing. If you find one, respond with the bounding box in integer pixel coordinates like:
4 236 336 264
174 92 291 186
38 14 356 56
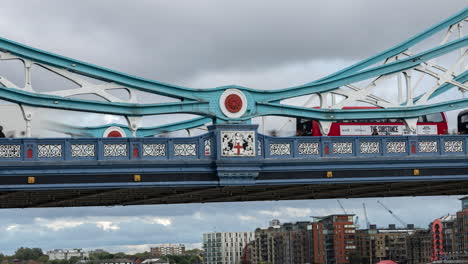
0 134 466 162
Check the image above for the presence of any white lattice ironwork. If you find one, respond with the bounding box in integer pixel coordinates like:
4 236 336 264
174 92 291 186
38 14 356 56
0 145 21 158
0 11 465 137
386 142 406 153
71 144 95 157
104 143 127 157
0 50 145 137
270 143 291 156
278 17 468 136
332 142 353 154
221 131 255 157
360 141 380 154
38 144 62 158
143 144 166 157
204 139 211 156
444 140 464 152
418 141 438 153
298 142 320 155
174 144 197 156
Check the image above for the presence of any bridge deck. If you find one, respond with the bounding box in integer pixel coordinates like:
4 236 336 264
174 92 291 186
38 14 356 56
0 180 467 208
0 130 467 208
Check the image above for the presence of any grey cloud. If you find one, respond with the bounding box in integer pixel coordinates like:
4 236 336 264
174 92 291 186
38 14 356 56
0 0 465 85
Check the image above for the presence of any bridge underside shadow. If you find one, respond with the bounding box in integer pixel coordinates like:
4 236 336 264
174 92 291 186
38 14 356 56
0 180 467 208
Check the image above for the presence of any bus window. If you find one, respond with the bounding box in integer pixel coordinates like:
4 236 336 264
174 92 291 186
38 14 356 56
296 119 313 136
425 113 444 123
462 115 468 123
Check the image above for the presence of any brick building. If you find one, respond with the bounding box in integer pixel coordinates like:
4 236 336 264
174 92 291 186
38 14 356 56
431 215 457 260
456 196 468 256
406 197 468 263
251 220 311 264
312 214 356 264
253 226 282 263
355 224 417 264
311 221 326 263
407 229 432 264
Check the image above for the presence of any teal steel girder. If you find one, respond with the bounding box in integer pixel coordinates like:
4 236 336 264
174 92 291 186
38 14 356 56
0 36 466 121
251 37 468 102
308 7 468 84
0 7 466 131
256 97 468 121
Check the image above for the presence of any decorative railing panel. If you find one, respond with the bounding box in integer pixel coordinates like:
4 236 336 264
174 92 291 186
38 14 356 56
386 141 407 154
270 143 291 156
332 142 353 155
298 142 320 155
71 144 96 157
38 144 62 158
143 143 166 157
444 140 464 153
103 143 128 157
0 144 21 158
360 141 380 154
174 143 197 156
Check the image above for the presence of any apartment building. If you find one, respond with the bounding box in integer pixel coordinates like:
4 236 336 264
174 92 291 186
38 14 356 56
47 249 89 260
203 231 254 264
250 220 312 264
313 214 356 264
150 244 185 257
355 224 417 264
406 229 432 264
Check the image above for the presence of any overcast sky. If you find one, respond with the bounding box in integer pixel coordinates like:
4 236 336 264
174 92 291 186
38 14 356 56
0 0 466 255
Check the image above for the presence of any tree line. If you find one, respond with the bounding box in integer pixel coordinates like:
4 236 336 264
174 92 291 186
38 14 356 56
0 248 202 264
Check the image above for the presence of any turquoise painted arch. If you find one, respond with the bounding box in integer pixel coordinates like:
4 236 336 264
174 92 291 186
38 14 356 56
0 7 465 136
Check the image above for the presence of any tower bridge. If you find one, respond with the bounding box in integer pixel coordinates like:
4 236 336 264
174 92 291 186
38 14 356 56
0 8 466 208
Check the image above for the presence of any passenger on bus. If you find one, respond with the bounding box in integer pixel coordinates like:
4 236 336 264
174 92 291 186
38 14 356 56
0 126 5 138
372 127 379 136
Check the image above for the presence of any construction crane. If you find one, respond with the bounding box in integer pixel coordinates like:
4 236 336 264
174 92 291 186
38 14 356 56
362 203 370 229
337 200 360 228
337 200 347 214
377 200 407 227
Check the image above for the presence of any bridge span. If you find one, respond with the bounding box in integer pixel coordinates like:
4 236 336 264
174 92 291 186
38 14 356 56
0 9 466 207
0 124 467 208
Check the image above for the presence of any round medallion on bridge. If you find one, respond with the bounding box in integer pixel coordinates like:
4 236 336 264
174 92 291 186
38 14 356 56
103 126 126 137
225 94 243 113
219 89 248 118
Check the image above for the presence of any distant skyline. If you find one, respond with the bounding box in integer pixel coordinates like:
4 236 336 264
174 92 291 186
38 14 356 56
0 0 466 255
0 195 464 255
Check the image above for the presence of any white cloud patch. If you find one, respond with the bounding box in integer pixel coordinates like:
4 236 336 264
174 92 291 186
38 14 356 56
96 221 120 231
259 207 312 219
142 217 172 227
259 210 281 217
192 211 205 220
35 217 84 231
6 224 18 231
284 207 312 218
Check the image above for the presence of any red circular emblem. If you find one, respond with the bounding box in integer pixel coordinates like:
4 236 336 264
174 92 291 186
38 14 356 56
225 94 243 113
107 131 123 137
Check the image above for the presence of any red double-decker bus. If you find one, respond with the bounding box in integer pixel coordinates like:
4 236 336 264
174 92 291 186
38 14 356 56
296 107 448 136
